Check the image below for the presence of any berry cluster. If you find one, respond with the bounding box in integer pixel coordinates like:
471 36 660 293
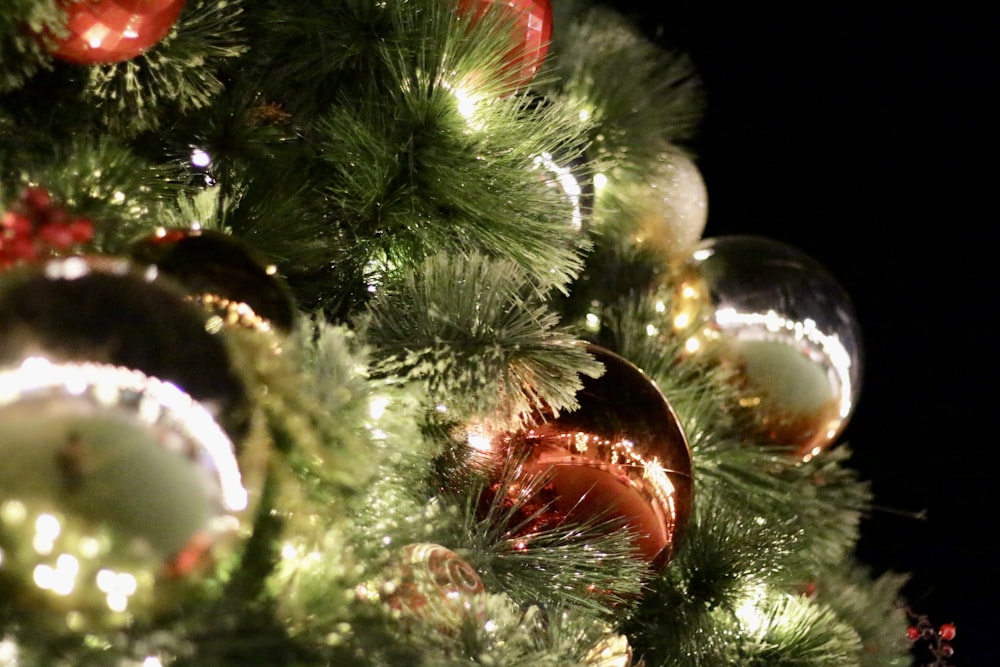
1 186 94 270
907 610 957 666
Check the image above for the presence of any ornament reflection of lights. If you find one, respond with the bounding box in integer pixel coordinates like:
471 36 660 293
672 236 863 460
0 357 251 627
532 151 585 231
0 356 249 514
469 344 694 570
712 307 855 448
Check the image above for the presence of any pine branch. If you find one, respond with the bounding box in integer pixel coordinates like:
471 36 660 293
0 1 61 91
363 252 604 429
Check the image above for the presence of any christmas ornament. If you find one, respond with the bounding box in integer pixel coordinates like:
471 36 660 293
584 629 634 667
471 343 693 570
671 235 863 460
628 150 708 265
457 0 553 90
379 543 485 628
127 227 298 335
0 357 252 632
0 254 255 449
40 0 186 65
1 186 94 270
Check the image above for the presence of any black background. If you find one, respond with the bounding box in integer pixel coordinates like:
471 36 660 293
597 1 998 664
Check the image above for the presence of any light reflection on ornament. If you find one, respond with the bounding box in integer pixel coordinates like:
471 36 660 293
473 344 693 569
43 0 187 65
532 151 585 231
672 235 863 459
0 358 253 630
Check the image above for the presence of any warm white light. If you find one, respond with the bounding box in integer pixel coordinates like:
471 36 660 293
33 513 61 555
369 395 390 420
191 148 212 168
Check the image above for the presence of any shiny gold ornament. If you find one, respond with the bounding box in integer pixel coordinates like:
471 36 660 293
0 359 253 632
128 227 298 336
470 344 693 570
672 235 863 460
0 255 255 445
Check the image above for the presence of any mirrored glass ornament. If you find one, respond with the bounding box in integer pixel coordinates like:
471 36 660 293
672 235 863 460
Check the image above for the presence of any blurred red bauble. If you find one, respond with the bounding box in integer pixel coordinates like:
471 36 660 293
43 0 186 65
472 344 694 570
457 0 552 90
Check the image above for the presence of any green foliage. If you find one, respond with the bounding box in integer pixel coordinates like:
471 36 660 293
0 0 912 665
363 252 604 429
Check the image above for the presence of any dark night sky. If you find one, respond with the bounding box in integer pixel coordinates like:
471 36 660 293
597 1 998 664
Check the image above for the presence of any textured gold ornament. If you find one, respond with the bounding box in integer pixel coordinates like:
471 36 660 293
629 150 708 265
471 344 693 570
380 543 485 629
672 235 863 460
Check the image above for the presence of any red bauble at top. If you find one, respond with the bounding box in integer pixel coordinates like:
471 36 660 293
457 0 553 90
43 0 186 65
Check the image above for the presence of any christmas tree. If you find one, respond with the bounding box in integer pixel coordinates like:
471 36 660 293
0 1 935 665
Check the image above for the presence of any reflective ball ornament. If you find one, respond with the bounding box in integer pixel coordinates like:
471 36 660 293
672 235 863 460
41 0 186 65
0 359 252 633
0 257 265 632
380 543 485 630
0 255 254 445
128 227 298 336
457 0 553 90
472 344 693 570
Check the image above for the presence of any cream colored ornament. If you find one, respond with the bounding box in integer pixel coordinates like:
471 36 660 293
631 150 708 265
585 629 634 667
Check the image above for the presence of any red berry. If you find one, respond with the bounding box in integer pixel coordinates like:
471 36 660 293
940 643 954 658
939 623 956 641
23 186 52 212
37 223 76 249
906 626 920 641
2 211 32 235
68 218 95 243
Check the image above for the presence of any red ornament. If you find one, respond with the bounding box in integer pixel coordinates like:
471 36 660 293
472 344 694 570
939 623 957 641
457 0 553 90
43 0 186 65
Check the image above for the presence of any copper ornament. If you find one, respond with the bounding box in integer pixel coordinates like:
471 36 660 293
474 344 694 570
